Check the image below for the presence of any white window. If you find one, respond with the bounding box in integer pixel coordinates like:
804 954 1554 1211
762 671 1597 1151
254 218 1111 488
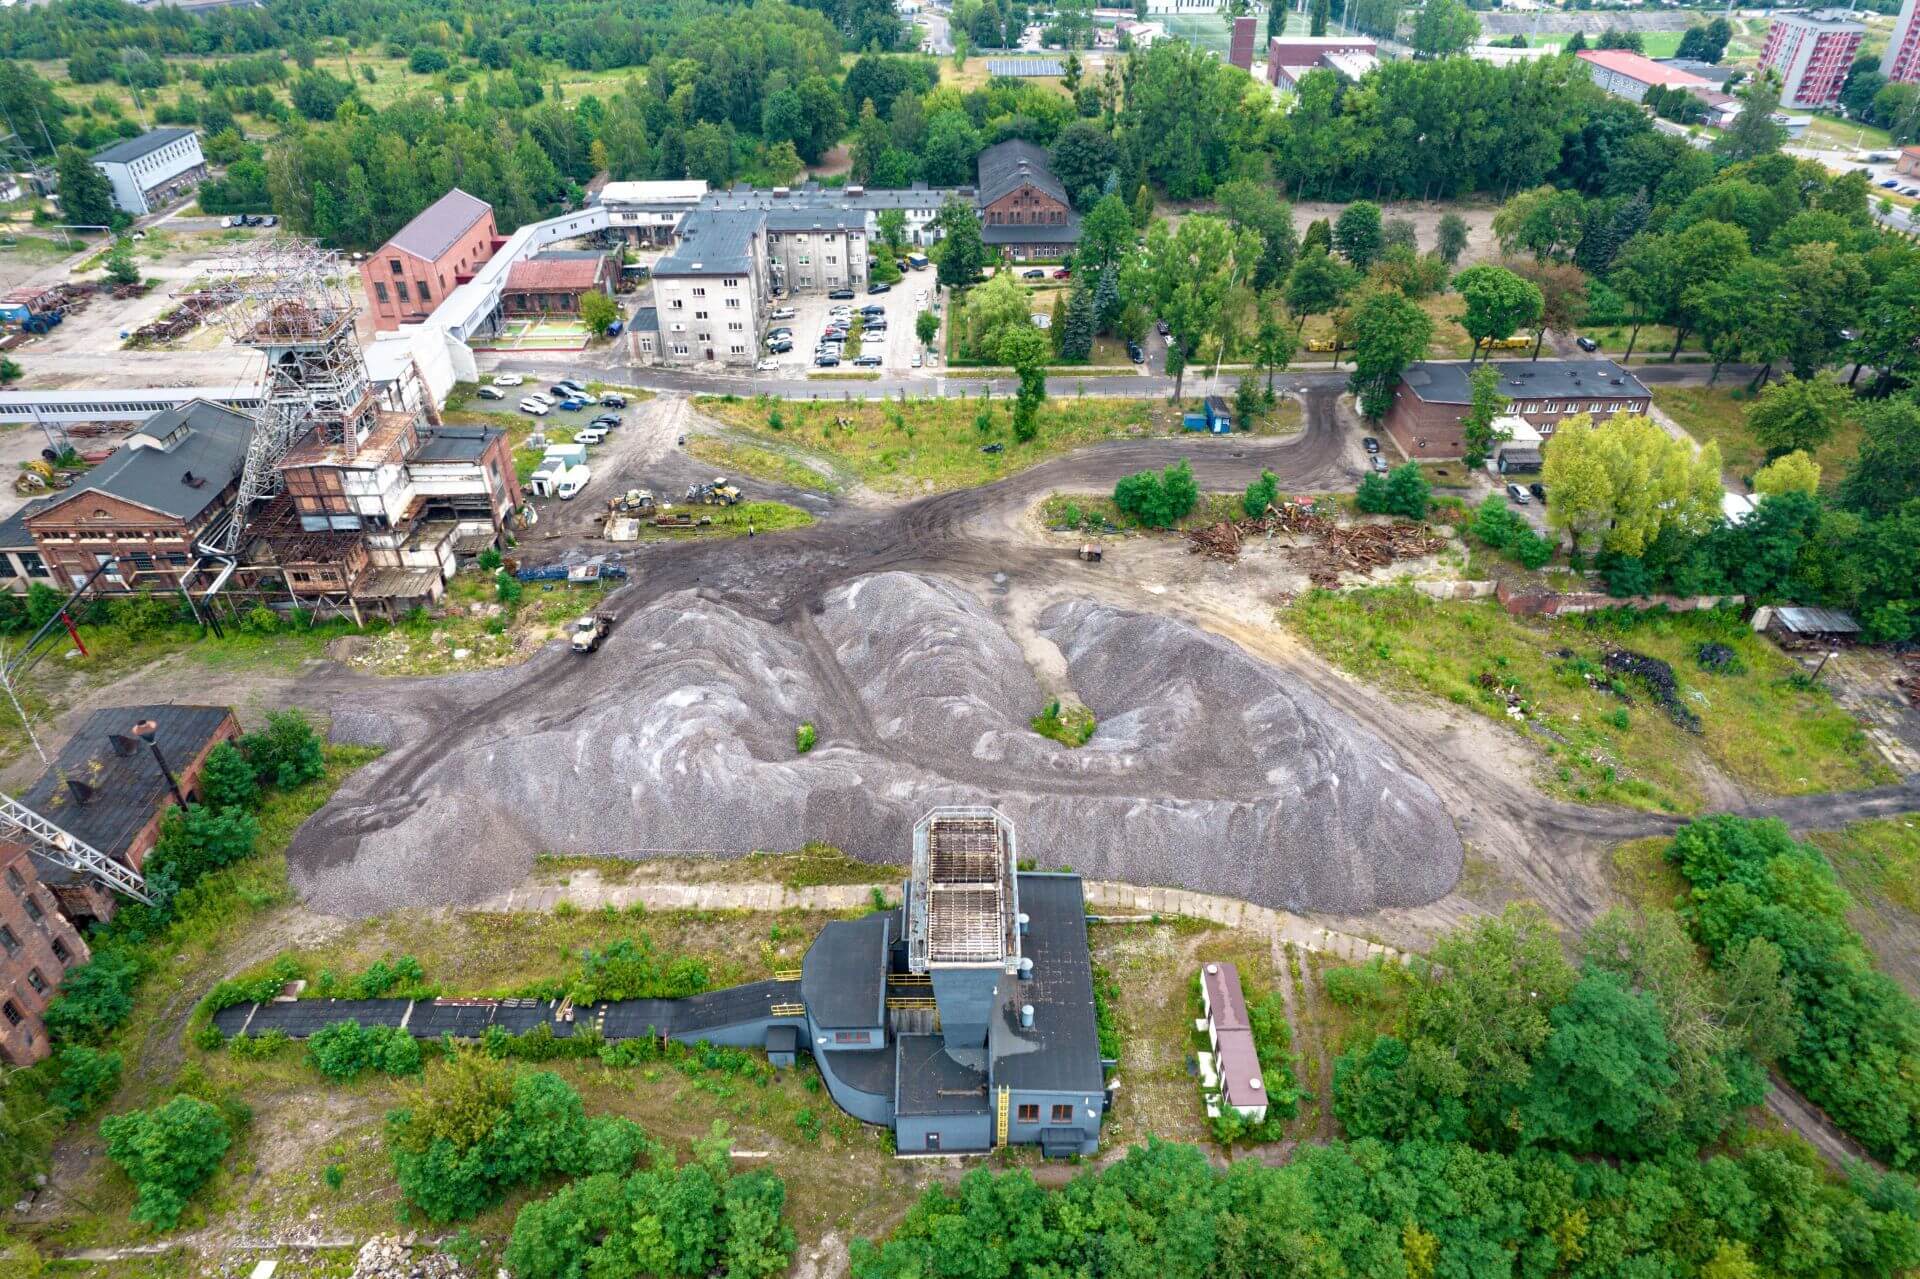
1542 402 1558 413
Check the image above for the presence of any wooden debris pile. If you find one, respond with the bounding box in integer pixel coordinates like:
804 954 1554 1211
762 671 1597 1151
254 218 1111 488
1185 500 1447 587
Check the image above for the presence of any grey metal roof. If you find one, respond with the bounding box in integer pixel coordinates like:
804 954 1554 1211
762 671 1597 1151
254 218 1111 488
1659 58 1735 84
801 910 891 1029
23 705 234 869
1400 360 1649 406
0 496 52 550
92 127 196 166
985 58 1064 76
980 219 1080 245
989 874 1102 1094
630 305 659 334
1772 606 1861 634
978 139 1068 208
37 401 251 523
411 426 500 464
896 1034 990 1116
385 188 493 262
654 209 762 277
765 208 868 233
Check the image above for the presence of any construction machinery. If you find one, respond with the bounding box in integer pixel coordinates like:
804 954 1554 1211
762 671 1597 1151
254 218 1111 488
686 477 742 507
570 611 615 654
606 488 655 514
1077 543 1103 563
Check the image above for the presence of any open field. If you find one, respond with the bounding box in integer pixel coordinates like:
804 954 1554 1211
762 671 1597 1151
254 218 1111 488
1285 587 1895 813
1651 384 1863 488
694 394 1185 493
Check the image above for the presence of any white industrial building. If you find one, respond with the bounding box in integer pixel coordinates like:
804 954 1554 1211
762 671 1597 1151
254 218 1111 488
90 128 207 216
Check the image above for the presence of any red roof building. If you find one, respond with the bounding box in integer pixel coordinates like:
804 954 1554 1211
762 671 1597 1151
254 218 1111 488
502 251 618 317
1576 49 1711 103
359 189 500 332
1199 961 1267 1120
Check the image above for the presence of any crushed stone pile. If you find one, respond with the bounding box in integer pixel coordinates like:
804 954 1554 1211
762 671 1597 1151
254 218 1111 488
294 572 1461 918
349 1236 470 1279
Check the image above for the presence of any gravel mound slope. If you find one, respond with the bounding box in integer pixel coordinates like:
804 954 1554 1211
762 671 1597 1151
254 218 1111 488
294 572 1460 917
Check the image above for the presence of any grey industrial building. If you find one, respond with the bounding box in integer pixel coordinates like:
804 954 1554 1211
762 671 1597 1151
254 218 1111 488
213 807 1111 1156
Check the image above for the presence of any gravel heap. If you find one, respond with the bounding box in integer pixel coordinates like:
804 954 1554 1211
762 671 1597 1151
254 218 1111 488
296 572 1460 917
349 1236 470 1279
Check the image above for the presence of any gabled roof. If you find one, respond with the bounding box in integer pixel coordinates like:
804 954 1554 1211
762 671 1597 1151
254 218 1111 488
505 256 607 292
978 139 1067 208
93 127 197 166
1577 48 1711 89
383 189 493 263
654 209 761 277
30 400 251 525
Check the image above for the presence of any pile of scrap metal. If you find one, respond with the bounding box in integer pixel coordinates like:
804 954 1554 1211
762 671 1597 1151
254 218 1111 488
514 561 630 583
125 287 236 347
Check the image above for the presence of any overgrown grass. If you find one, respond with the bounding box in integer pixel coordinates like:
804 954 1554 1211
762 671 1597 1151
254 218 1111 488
1031 699 1096 747
1650 384 1863 489
1608 836 1686 915
1813 819 1920 917
1039 490 1248 533
687 436 843 494
1284 587 1893 812
636 499 812 540
695 394 1180 494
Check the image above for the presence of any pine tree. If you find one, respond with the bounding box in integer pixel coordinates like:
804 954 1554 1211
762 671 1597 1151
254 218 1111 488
1061 286 1095 361
1310 0 1331 37
1050 292 1069 357
1094 266 1121 335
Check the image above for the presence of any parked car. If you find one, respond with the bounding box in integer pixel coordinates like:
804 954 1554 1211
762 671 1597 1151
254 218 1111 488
861 303 886 314
1362 436 1380 454
1156 319 1170 336
518 399 551 416
865 322 887 335
828 288 856 299
1882 179 1901 189
854 354 883 367
521 392 554 408
867 281 891 294
815 353 841 366
1529 482 1547 500
1053 267 1071 279
261 215 277 227
573 427 608 445
767 328 793 341
1126 340 1144 363
770 307 797 320
896 259 909 272
1370 454 1389 473
756 357 780 372
600 392 627 408
494 373 524 387
911 351 923 368
477 385 505 400
1506 482 1531 504
592 414 623 428
1575 335 1599 352
767 339 793 354
1021 268 1046 279
559 397 591 411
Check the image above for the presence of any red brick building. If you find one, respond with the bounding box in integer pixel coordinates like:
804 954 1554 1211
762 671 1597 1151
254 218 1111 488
1 844 88 1065
1382 361 1651 459
19 705 242 929
360 189 500 332
977 140 1079 261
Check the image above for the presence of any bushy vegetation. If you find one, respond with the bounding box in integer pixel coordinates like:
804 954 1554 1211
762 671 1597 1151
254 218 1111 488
1030 699 1095 748
312 954 433 1001
1354 461 1430 521
568 936 709 1005
385 1054 652 1222
1469 493 1555 570
307 1019 424 1081
100 1096 234 1232
1113 459 1198 528
48 1045 122 1120
504 1121 794 1279
1668 815 1920 1170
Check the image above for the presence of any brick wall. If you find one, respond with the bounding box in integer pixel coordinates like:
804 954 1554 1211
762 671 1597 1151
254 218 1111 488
0 845 89 1066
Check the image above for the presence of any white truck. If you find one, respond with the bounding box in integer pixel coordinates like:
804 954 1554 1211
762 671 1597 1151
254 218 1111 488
570 612 615 653
554 464 591 500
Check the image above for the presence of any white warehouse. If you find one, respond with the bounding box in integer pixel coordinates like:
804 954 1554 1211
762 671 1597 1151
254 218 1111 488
90 128 207 216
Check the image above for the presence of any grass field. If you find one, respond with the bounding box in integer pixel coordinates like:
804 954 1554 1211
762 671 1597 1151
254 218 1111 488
687 435 846 493
1285 587 1894 813
1299 291 1480 361
1650 384 1863 489
695 393 1183 493
1527 31 1684 57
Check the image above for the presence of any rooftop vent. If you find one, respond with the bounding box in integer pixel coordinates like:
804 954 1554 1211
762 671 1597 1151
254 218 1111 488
1249 1077 1264 1091
181 470 206 488
108 733 138 757
1205 963 1219 974
66 778 96 806
132 719 159 743
1019 1003 1035 1028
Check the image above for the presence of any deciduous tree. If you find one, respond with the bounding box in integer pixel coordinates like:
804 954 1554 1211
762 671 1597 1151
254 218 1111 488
1746 376 1850 459
1453 264 1542 362
1340 288 1433 421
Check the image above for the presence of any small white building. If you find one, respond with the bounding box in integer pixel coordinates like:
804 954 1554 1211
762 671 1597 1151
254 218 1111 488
1199 962 1267 1123
90 128 206 217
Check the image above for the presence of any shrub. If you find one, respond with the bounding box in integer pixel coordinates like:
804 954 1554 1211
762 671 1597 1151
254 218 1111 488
796 722 816 754
477 547 502 571
202 955 303 1016
198 741 257 809
100 1096 233 1231
50 1045 122 1119
1382 462 1430 520
1355 471 1391 513
1469 493 1556 569
308 1020 424 1081
227 1029 291 1060
44 948 143 1045
1243 469 1279 519
239 604 282 636
569 936 708 1005
239 710 325 789
1113 459 1198 528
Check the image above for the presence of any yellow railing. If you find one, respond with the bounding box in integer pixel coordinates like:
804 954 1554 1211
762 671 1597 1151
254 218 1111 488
770 1002 805 1017
772 969 802 982
886 997 937 1011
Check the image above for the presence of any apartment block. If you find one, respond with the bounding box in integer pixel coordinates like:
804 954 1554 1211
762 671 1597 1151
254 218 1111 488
1760 10 1863 108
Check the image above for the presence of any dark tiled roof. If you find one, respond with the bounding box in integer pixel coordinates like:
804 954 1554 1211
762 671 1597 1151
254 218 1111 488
0 496 53 550
93 127 196 166
802 911 890 1029
411 427 500 464
33 401 250 524
385 189 493 263
978 139 1067 208
655 209 761 276
766 208 867 233
1401 360 1649 406
989 874 1102 1093
22 705 233 862
896 1034 990 1116
630 305 659 334
981 217 1079 245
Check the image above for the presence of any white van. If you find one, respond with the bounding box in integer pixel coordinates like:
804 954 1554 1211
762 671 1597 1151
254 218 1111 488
555 464 591 500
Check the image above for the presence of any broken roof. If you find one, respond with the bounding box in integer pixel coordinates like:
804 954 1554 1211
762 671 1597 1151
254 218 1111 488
1771 606 1860 635
22 705 234 864
384 189 493 263
30 400 251 525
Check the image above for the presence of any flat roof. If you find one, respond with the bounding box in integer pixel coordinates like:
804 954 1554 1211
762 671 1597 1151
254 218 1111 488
988 873 1103 1094
1401 360 1649 405
93 127 196 166
1769 9 1864 31
411 426 501 464
896 1034 990 1116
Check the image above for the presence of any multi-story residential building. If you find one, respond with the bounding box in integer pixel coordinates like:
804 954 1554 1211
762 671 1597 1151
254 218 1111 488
764 209 871 293
90 128 206 216
360 189 500 332
0 843 88 1066
1884 0 1920 84
650 211 770 367
594 180 711 244
24 400 252 593
1759 9 1864 109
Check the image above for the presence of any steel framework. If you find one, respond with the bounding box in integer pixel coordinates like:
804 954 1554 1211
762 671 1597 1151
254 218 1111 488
0 792 151 904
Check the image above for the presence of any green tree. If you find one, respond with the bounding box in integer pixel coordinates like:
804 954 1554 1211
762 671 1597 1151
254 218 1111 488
1839 397 1920 519
101 1096 232 1231
1333 201 1384 269
1493 185 1586 262
1243 468 1279 518
1411 0 1478 57
1381 462 1429 520
49 1045 122 1120
1284 247 1357 336
1453 263 1543 362
1520 970 1678 1154
1746 376 1850 459
1076 193 1134 276
104 242 141 287
1123 215 1256 400
1715 73 1787 163
289 71 351 122
997 324 1050 441
1308 0 1329 36
1435 212 1469 265
579 290 618 336
1459 362 1508 468
240 709 325 789
876 208 908 256
961 272 1032 359
935 195 987 289
1214 178 1298 289
1341 288 1433 421
1254 308 1296 394
55 145 114 227
1059 286 1095 362
1509 257 1587 361
198 741 257 810
1113 459 1198 527
1780 241 1867 381
1851 267 1920 391
1543 413 1723 558
915 309 939 350
42 949 140 1045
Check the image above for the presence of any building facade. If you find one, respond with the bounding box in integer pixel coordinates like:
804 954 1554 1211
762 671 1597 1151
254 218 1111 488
650 210 769 367
0 844 88 1066
1199 962 1267 1122
1759 10 1863 108
1266 35 1379 88
765 210 871 293
360 189 500 332
978 140 1079 260
501 251 618 316
91 128 206 216
1888 0 1920 83
1383 361 1651 459
1576 48 1711 103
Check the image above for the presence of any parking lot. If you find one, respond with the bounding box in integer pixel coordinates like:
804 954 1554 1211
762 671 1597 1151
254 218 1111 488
759 267 943 376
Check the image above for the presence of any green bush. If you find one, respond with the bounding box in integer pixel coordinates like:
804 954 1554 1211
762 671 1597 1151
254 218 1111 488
1113 459 1198 528
307 1020 424 1081
1243 468 1279 519
100 1096 233 1231
1469 494 1555 569
238 710 325 789
49 1045 121 1119
238 604 282 636
227 1029 291 1060
796 722 816 754
198 742 257 809
43 948 143 1045
569 936 708 1005
202 955 303 1016
477 547 502 571
315 955 430 1001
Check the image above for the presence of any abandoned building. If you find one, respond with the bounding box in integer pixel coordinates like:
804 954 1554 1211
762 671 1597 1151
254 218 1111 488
213 807 1113 1156
0 841 89 1065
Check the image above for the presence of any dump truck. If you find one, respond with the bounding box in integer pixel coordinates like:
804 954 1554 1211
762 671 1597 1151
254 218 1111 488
686 477 742 506
1077 543 1103 563
570 612 615 654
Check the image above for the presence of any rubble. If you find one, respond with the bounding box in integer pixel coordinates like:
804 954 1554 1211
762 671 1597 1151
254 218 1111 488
349 1236 470 1279
1184 501 1448 588
125 287 236 347
1603 648 1702 733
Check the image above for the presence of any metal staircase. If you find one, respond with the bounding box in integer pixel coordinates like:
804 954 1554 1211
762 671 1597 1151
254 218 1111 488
996 1086 1010 1146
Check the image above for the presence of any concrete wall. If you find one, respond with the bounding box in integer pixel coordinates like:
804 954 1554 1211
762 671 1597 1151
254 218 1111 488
1496 581 1742 617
